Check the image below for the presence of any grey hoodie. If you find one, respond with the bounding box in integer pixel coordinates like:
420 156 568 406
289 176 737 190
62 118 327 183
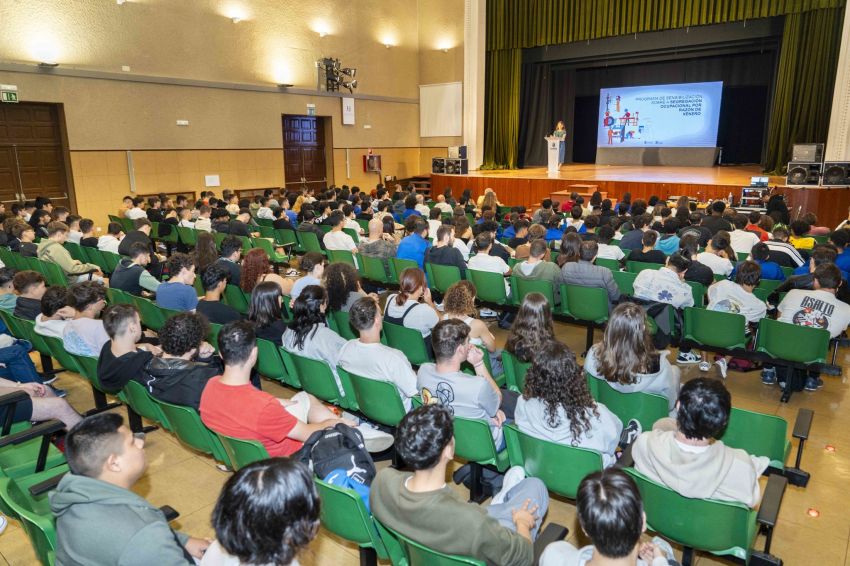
50 473 192 566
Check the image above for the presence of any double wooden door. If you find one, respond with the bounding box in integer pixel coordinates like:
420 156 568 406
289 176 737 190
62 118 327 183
282 115 328 192
0 103 72 209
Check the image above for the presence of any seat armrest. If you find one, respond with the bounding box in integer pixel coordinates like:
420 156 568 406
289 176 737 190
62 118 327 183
0 390 31 408
792 408 813 440
28 471 67 497
533 523 569 565
0 419 65 448
0 390 31 434
160 505 180 522
756 473 787 528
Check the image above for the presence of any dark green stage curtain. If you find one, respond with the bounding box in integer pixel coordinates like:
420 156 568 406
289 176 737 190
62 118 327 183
484 0 846 169
764 7 845 173
482 49 522 169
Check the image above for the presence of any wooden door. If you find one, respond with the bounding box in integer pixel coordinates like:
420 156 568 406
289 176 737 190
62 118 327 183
282 115 327 192
0 103 72 208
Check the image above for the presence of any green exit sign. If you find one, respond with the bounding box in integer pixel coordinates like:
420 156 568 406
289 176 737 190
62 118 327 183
0 85 19 103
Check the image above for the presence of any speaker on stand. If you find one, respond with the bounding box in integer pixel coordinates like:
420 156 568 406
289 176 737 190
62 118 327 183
786 162 821 187
821 162 850 186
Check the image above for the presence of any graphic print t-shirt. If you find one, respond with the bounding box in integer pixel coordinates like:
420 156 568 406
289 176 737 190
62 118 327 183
778 289 850 339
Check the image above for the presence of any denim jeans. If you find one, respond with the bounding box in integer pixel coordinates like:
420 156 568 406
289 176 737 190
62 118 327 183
0 341 44 384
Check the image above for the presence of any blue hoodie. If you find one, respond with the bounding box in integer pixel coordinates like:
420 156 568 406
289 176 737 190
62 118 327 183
655 234 680 256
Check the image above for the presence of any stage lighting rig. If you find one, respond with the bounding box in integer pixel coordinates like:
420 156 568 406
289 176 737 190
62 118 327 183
317 57 358 93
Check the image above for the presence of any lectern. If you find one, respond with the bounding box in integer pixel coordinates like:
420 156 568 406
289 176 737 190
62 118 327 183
545 136 561 173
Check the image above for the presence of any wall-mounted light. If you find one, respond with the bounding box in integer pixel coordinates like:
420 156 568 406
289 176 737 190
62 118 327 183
277 83 293 89
116 0 126 4
313 20 331 38
384 43 393 49
37 62 59 69
437 39 453 52
231 17 241 23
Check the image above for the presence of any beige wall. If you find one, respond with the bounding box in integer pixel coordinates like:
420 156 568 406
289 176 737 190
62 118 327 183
0 0 468 218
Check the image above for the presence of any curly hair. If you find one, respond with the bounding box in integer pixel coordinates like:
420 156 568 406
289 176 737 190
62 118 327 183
442 280 477 317
66 281 107 312
159 312 207 357
595 303 657 385
287 285 327 350
166 253 195 279
212 458 320 565
240 248 272 293
323 262 361 312
504 293 555 362
194 232 219 273
524 340 598 441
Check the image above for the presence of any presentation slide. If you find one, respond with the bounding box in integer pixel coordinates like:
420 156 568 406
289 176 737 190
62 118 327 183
597 81 723 148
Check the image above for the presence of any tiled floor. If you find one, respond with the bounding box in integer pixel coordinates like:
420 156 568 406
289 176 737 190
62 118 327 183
3 319 850 565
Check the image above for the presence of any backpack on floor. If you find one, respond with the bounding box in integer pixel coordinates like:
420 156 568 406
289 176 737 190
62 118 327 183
293 423 376 486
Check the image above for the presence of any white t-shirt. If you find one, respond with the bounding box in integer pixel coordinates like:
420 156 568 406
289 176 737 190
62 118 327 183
434 202 453 213
338 340 418 411
453 238 471 261
97 235 121 254
596 243 625 261
428 219 442 240
778 288 850 338
385 296 440 337
468 253 511 293
125 207 146 220
707 280 767 323
729 230 760 255
34 314 68 339
68 230 82 244
323 230 357 252
696 252 734 276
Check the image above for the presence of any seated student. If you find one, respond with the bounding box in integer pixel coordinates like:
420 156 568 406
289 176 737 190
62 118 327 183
425 224 468 277
143 313 220 410
289 251 325 302
696 231 734 276
224 209 259 238
37 221 103 283
580 215 600 240
564 205 586 233
708 260 767 324
560 240 620 308
13 270 47 320
507 219 531 250
248 281 288 345
372 404 549 565
34 286 75 339
296 209 327 249
585 303 680 413
12 221 38 257
240 248 295 296
111 242 161 297
396 218 431 269
97 222 124 254
801 212 829 236
51 413 210 564
338 296 418 411
324 262 369 313
202 459 320 566
829 229 850 273
676 234 714 288
201 320 391 453
0 268 17 313
632 253 695 310
619 214 651 251
385 267 440 338
730 242 785 281
358 217 398 276
513 239 562 301
417 319 518 449
595 225 626 261
654 219 680 256
765 226 806 268
632 378 769 508
0 374 80 428
212 235 243 287
194 204 213 232
774 245 850 299
156 253 199 312
124 196 147 219
97 304 160 393
177 207 195 229
779 262 850 340
78 218 99 248
65 214 82 243
792 243 850 279
29 209 51 240
322 211 359 255
540 469 679 566
544 216 564 243
196 265 242 325
63 282 110 356
729 214 760 256
505 293 557 365
517 340 625 467
468 233 512 294
426 207 443 240
628 231 667 265
789 220 816 251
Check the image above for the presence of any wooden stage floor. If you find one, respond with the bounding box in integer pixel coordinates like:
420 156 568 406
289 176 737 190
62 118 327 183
450 163 784 187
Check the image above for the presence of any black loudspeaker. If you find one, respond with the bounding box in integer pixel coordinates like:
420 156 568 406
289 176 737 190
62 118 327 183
444 158 468 175
792 143 824 163
786 162 821 186
432 158 446 174
821 162 850 186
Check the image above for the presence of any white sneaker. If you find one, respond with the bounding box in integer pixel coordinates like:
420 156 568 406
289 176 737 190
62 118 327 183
676 351 702 364
479 308 499 318
651 537 676 561
356 423 394 453
491 465 525 505
715 358 728 379
698 361 711 372
0 514 7 535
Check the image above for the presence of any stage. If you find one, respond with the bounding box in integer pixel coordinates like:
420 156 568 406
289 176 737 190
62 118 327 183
429 164 850 228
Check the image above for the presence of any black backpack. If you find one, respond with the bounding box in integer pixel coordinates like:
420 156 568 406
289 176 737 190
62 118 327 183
293 424 376 486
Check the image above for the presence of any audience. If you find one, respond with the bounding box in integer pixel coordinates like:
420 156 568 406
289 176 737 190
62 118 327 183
560 240 620 308
729 214 760 255
213 235 243 286
324 262 368 313
97 222 124 254
384 267 440 338
595 225 626 261
196 264 242 325
371 403 549 565
632 253 694 310
98 304 160 393
12 270 46 320
396 218 431 269
701 200 733 234
34 286 74 339
632 378 768 507
51 413 210 563
731 241 785 281
240 248 294 296
38 221 103 282
247 281 288 345
156 253 199 312
628 231 667 265
323 211 359 257
203 458 320 566
290 251 325 302
425 224 468 277
63 281 109 357
505 293 557 363
111 242 161 296
766 226 806 268
338 296 418 411
517 340 624 467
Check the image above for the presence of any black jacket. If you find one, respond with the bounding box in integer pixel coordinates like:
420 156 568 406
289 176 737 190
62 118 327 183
143 356 223 410
425 245 467 276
